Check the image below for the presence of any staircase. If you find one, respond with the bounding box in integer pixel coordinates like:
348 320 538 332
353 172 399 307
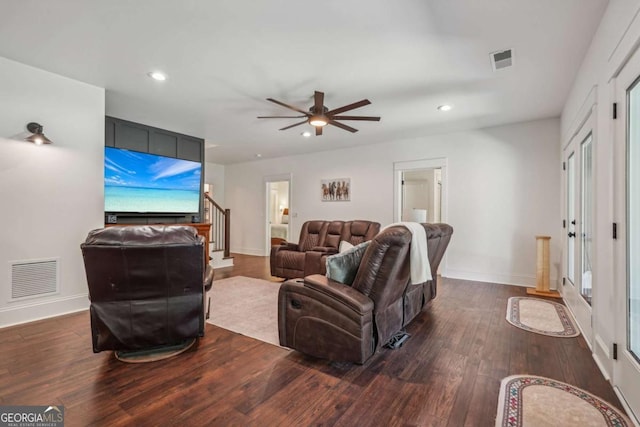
204 193 234 269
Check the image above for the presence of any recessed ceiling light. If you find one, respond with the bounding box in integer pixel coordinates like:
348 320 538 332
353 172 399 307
301 131 312 137
148 71 167 81
255 153 262 158
437 104 453 112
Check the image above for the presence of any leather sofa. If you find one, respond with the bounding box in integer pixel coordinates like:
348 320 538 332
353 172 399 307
80 225 214 354
278 223 453 364
270 220 380 279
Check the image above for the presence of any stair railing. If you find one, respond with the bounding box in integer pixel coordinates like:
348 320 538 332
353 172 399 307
204 193 230 259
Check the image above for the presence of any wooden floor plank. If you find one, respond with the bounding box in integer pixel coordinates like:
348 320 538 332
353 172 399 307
0 253 624 426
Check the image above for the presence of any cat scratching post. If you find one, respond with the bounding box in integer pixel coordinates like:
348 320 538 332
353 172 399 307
527 235 561 298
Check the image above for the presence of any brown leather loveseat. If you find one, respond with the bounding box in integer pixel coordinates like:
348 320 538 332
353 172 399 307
270 220 380 280
278 223 453 364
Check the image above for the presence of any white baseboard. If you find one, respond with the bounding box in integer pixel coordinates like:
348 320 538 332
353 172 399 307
231 247 265 256
592 336 611 388
444 268 559 288
593 334 612 381
0 293 89 328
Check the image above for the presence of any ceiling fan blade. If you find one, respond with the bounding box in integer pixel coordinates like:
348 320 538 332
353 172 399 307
316 126 323 136
326 99 371 116
279 120 308 131
332 115 380 121
328 120 358 133
314 91 324 114
266 98 310 115
257 115 307 119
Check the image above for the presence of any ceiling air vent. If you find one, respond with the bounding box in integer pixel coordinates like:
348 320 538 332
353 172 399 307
10 258 59 300
490 49 513 71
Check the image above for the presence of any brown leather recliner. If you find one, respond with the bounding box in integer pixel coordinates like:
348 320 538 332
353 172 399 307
80 225 214 354
304 220 381 277
278 223 453 364
270 220 380 280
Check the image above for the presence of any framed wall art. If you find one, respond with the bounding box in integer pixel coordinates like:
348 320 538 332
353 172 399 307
321 178 350 201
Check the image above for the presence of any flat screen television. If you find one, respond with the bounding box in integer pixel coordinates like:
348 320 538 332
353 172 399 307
104 147 202 214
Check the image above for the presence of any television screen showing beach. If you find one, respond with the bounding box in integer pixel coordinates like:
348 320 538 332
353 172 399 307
104 147 201 213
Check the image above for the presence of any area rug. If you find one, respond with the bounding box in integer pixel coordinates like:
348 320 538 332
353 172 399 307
495 375 632 427
206 276 283 347
506 297 580 337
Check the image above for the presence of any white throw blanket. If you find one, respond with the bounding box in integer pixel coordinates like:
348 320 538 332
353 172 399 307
382 222 432 284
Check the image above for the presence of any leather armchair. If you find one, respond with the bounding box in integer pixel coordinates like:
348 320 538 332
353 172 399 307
270 220 329 279
278 223 453 364
80 225 214 354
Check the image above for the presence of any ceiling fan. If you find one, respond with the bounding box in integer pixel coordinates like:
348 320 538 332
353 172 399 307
258 90 380 136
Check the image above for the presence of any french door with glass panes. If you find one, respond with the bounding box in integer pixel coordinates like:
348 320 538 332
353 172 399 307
613 42 640 421
562 114 594 345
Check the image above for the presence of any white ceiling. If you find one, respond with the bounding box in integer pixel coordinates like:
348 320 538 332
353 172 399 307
0 0 608 164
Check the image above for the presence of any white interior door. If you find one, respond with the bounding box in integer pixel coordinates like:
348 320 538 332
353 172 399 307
562 120 594 344
613 43 640 421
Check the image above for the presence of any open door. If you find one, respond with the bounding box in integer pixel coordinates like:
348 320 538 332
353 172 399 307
264 174 292 255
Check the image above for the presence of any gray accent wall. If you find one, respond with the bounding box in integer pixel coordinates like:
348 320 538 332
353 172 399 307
105 116 205 224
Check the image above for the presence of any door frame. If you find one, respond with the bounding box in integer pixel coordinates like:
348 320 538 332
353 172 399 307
393 158 448 274
612 43 640 423
263 173 292 256
561 106 596 347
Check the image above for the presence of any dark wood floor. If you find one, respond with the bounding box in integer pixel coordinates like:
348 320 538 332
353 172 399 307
0 254 622 426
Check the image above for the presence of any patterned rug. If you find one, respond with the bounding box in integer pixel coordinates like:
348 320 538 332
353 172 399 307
496 375 632 426
206 276 285 347
506 297 580 337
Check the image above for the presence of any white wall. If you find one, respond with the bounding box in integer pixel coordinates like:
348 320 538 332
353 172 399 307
205 162 225 207
0 57 105 327
225 118 561 287
560 0 640 382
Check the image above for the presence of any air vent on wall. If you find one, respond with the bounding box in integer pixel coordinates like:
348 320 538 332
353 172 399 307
10 258 59 300
490 49 514 71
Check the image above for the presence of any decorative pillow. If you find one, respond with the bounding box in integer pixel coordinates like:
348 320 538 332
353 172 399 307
326 241 371 285
281 214 289 224
339 240 354 253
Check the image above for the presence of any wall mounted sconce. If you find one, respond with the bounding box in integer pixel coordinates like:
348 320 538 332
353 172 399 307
25 122 52 145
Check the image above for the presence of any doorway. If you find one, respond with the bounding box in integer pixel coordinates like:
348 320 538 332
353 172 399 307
394 158 448 273
264 175 291 255
394 158 447 224
401 169 442 223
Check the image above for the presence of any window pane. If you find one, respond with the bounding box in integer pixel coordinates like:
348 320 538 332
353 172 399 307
581 135 593 305
628 80 640 357
567 153 575 285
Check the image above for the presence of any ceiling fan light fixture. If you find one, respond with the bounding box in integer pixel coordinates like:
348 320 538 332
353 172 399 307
259 91 380 134
309 115 328 127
